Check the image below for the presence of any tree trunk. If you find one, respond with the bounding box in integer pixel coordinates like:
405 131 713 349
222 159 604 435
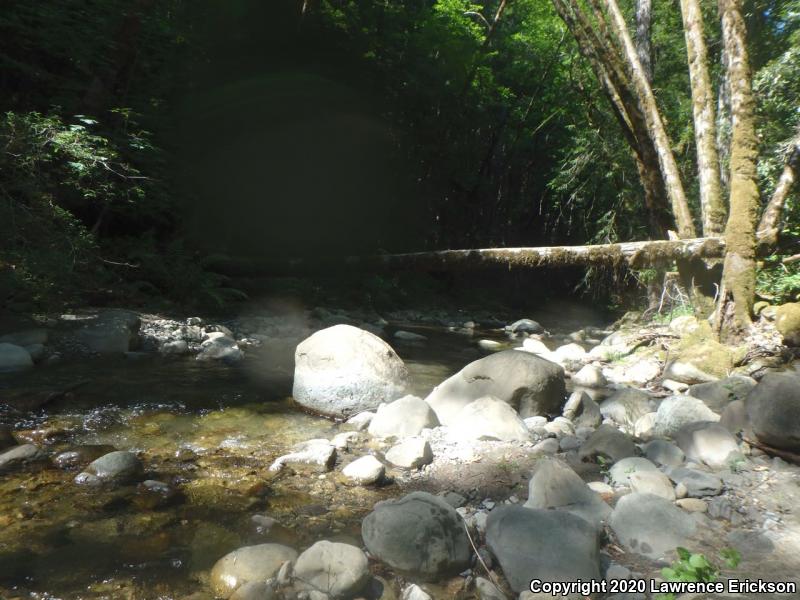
205 237 731 276
757 130 800 245
602 0 697 239
635 0 653 82
551 0 674 238
680 0 726 236
716 0 761 338
717 45 732 193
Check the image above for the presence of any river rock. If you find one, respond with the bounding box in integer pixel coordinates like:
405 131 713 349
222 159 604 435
578 424 637 463
161 339 190 355
486 505 600 593
0 443 47 472
196 334 243 362
688 375 756 412
269 439 337 472
720 400 749 434
508 319 543 335
74 450 142 485
628 471 676 501
551 343 587 366
523 458 611 529
401 584 433 600
361 491 470 580
746 372 800 452
368 395 439 439
673 422 742 468
0 343 33 372
633 412 657 440
74 309 140 354
562 392 602 429
210 543 298 598
608 457 659 487
345 412 374 431
294 540 370 598
643 440 685 468
54 444 117 470
342 455 385 485
293 325 409 418
653 395 720 438
599 388 654 433
475 577 508 600
666 467 723 497
449 396 531 442
384 437 432 469
571 365 607 388
775 302 800 346
609 493 696 559
424 350 566 425
229 581 278 600
520 338 550 355
662 338 735 384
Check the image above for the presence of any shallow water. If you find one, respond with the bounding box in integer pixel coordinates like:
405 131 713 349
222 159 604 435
0 324 509 599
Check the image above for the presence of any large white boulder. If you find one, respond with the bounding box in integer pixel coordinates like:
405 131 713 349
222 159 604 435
293 325 409 418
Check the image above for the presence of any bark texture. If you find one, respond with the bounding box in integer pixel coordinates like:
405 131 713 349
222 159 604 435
551 0 673 237
603 0 697 239
680 0 726 236
717 0 761 337
635 0 653 82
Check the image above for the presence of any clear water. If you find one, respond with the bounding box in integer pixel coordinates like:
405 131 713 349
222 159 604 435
0 325 507 599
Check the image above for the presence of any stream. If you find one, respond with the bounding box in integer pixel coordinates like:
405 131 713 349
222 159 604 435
0 315 533 599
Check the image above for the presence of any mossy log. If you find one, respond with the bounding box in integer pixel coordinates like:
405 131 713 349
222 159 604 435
205 237 731 276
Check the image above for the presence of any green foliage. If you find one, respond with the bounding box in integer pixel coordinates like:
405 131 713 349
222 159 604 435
757 257 800 303
658 547 740 600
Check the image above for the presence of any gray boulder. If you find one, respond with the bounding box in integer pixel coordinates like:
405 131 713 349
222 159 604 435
368 395 439 439
643 440 685 469
449 396 531 442
486 505 600 593
562 391 602 429
74 309 140 354
385 438 433 469
628 471 676 501
673 422 742 468
210 543 298 599
425 350 566 425
361 492 470 580
0 343 33 372
689 375 756 412
578 424 637 463
608 457 659 487
74 450 142 486
666 467 723 497
293 325 409 418
720 400 748 434
294 540 370 598
509 319 544 335
341 455 385 485
746 373 800 452
609 493 697 559
653 395 719 438
196 334 243 362
0 443 47 473
599 388 654 433
523 458 611 529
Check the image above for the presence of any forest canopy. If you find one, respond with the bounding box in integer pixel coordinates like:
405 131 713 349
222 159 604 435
0 0 798 311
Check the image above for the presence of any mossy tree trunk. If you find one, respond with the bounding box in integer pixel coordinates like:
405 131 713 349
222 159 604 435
716 0 761 339
680 0 726 237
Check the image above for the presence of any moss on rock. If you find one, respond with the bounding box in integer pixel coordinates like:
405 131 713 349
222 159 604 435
775 302 800 346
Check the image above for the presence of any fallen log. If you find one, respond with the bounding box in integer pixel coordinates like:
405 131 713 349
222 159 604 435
205 237 729 276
